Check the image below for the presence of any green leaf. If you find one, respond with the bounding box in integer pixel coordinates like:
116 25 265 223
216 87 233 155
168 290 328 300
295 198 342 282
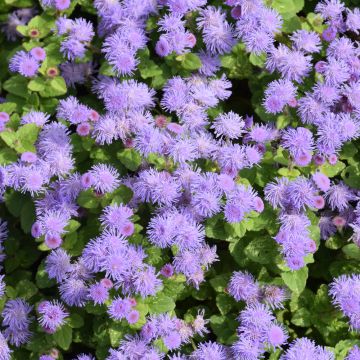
320 161 346 178
271 0 304 19
178 53 202 71
5 191 26 217
282 16 302 33
244 236 278 264
330 260 360 277
210 274 230 293
340 142 358 160
77 190 100 209
16 123 40 153
221 43 253 79
39 76 67 98
278 167 301 178
0 102 17 114
0 131 17 149
205 214 228 240
36 262 56 289
117 148 142 171
68 313 84 328
3 75 29 98
209 315 238 345
249 53 266 67
0 148 17 165
20 200 36 233
64 220 81 233
309 224 320 246
6 0 33 7
27 14 54 38
342 165 360 189
281 267 308 294
162 275 186 299
110 185 133 205
147 295 175 314
16 280 37 299
291 308 312 327
342 244 360 260
139 59 163 79
16 25 28 36
53 324 72 350
109 322 128 347
224 221 247 238
216 293 236 315
99 61 116 77
335 340 360 359
130 301 149 330
28 77 46 92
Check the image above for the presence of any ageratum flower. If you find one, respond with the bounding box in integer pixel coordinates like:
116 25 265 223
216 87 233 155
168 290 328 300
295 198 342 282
131 265 162 298
0 332 11 360
191 341 228 360
329 274 360 330
346 8 360 33
346 346 360 360
73 355 95 360
1 8 34 41
59 278 88 307
9 50 40 77
197 6 235 55
281 337 334 359
2 299 32 331
282 127 314 165
38 300 68 333
211 111 245 139
291 30 321 53
228 271 260 303
89 164 120 194
263 79 297 114
325 182 355 211
315 0 345 21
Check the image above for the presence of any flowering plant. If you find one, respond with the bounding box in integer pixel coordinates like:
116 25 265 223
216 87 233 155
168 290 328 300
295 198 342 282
0 0 360 359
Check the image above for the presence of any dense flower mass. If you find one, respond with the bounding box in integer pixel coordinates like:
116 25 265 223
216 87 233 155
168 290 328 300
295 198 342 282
0 0 359 358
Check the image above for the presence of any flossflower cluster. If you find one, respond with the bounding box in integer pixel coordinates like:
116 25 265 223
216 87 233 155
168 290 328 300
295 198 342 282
0 0 360 359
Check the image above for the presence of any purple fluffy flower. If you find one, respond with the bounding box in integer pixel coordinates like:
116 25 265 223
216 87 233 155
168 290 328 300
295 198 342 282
262 285 288 309
282 127 314 162
281 337 334 360
291 30 321 53
191 341 228 360
198 51 221 76
132 265 162 298
211 111 245 139
108 297 132 321
89 164 120 194
323 57 351 86
9 51 39 77
197 7 235 55
263 79 297 114
61 38 86 60
2 299 32 331
315 0 345 21
228 271 260 303
325 182 355 211
0 332 11 360
45 248 72 283
88 282 109 305
59 278 88 307
346 346 360 360
346 8 360 33
38 300 68 333
329 274 360 330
